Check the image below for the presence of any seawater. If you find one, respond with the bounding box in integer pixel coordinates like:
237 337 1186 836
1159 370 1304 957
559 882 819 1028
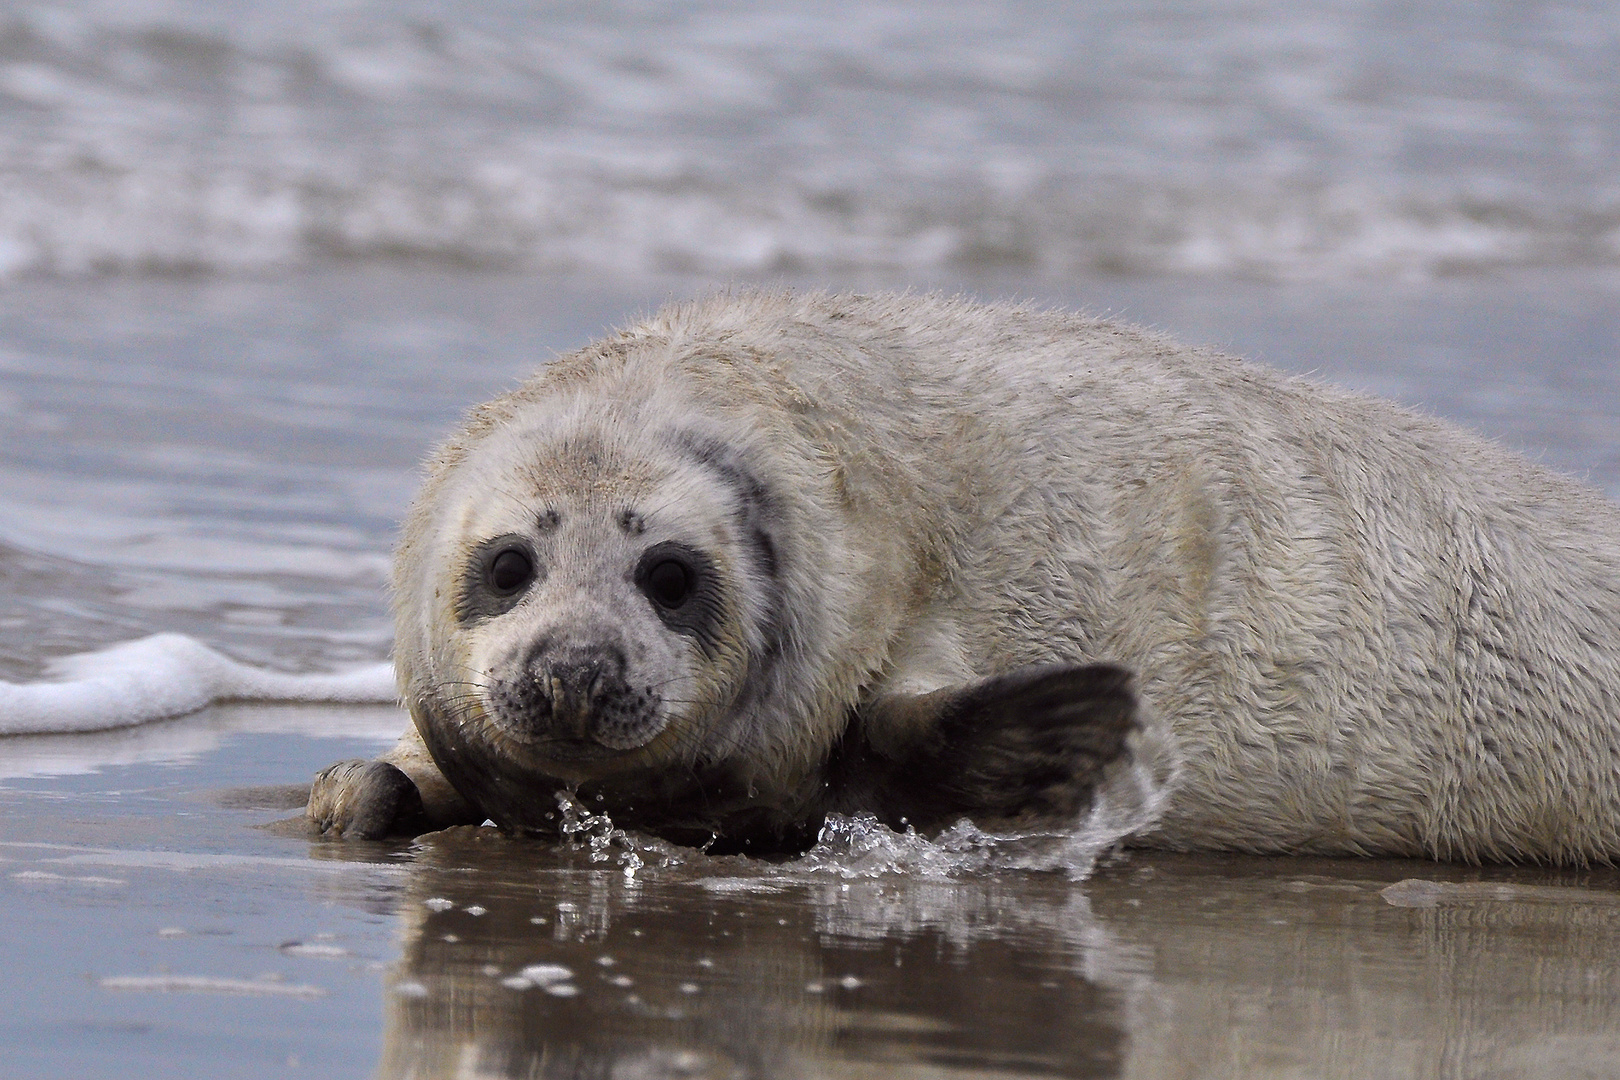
1 0 1616 282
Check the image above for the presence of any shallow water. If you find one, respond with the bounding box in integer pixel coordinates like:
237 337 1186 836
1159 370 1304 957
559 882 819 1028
6 718 1620 1079
1 268 1618 1077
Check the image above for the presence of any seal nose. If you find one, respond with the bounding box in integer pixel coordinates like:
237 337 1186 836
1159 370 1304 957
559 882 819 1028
546 655 604 738
526 646 629 742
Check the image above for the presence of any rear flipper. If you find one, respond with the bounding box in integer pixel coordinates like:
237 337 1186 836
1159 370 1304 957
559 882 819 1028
307 725 479 839
829 663 1140 834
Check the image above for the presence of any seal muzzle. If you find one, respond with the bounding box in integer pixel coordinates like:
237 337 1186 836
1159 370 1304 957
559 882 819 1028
488 643 663 756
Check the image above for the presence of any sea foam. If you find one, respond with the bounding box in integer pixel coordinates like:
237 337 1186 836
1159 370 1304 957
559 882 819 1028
0 634 395 736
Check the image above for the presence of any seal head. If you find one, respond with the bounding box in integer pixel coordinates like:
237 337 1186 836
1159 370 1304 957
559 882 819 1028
388 322 892 848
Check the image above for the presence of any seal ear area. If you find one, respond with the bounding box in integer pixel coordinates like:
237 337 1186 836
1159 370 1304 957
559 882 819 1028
457 534 543 624
633 540 726 654
832 664 1140 833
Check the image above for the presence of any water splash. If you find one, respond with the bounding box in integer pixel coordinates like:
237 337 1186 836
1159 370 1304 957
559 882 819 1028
798 722 1180 881
798 812 1126 881
549 756 1172 883
552 791 688 880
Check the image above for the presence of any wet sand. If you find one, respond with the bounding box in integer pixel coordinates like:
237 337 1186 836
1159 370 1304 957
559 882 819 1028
4 709 1620 1080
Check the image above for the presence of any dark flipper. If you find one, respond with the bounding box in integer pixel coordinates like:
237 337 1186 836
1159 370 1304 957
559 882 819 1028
307 759 428 840
827 663 1139 834
306 664 1139 852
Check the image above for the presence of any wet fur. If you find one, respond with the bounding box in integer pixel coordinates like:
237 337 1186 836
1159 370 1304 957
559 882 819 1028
320 291 1620 863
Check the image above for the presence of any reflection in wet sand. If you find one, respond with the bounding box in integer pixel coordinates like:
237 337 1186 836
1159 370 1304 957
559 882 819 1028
372 827 1125 1079
1088 856 1620 1080
7 717 1620 1079
339 826 1620 1080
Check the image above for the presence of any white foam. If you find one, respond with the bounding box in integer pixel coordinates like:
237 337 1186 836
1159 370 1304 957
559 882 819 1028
0 633 396 736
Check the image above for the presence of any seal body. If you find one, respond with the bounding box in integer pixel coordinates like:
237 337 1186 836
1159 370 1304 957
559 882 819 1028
313 291 1620 863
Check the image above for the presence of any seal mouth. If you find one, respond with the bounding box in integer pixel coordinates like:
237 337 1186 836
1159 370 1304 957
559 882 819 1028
511 733 634 765
480 713 691 788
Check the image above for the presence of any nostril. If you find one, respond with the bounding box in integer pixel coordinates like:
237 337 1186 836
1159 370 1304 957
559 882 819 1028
550 659 603 698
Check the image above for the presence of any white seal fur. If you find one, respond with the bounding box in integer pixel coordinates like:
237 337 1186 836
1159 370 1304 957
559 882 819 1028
310 291 1620 864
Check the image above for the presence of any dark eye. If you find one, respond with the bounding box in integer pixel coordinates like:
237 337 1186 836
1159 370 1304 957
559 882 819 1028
459 535 543 624
642 558 692 609
632 542 721 650
488 547 534 595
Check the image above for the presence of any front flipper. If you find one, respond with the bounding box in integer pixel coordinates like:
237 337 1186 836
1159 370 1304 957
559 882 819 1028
829 663 1139 834
308 759 426 839
308 724 480 839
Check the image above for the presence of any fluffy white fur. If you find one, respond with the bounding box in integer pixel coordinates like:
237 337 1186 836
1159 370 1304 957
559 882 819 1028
387 290 1620 864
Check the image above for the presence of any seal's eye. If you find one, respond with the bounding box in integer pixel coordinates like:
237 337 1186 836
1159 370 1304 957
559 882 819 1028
633 542 721 650
488 547 535 595
642 558 692 609
459 534 542 623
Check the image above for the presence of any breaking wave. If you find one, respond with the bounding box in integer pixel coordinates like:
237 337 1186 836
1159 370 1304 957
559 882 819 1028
1 0 1615 283
0 633 395 735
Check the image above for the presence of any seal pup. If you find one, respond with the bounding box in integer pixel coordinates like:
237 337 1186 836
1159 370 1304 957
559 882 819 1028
311 291 1620 863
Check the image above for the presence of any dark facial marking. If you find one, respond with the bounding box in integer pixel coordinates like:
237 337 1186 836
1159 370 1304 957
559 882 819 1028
751 528 778 578
617 508 646 535
537 509 561 532
666 430 789 681
633 541 726 654
669 431 784 586
458 534 543 623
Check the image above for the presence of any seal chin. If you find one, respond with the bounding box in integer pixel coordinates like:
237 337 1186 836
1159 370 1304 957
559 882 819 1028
478 707 677 786
586 720 669 753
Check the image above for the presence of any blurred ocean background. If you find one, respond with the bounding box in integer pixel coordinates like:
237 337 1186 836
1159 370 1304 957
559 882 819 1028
0 0 1617 683
2 0 1617 281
